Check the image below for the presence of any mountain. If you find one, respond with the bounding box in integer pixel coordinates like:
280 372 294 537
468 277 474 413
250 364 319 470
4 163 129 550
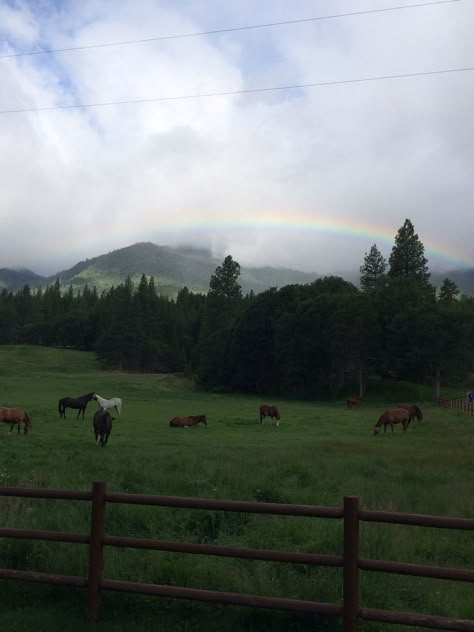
431 269 474 296
0 243 317 296
2 242 471 296
336 267 474 296
0 268 46 291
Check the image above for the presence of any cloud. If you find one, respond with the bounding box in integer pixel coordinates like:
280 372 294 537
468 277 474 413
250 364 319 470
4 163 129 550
0 0 473 276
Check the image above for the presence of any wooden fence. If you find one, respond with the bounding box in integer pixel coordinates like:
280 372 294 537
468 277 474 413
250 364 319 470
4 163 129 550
439 395 474 416
0 481 473 631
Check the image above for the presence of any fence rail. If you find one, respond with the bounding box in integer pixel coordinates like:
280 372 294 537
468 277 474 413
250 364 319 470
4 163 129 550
0 481 473 631
439 396 474 415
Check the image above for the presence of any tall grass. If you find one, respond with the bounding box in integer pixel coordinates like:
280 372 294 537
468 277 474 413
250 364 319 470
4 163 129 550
0 345 473 631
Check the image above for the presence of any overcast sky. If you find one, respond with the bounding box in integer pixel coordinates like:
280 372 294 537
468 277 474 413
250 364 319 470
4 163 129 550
1 0 473 276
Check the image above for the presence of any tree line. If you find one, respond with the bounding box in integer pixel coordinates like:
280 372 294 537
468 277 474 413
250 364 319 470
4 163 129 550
0 219 473 398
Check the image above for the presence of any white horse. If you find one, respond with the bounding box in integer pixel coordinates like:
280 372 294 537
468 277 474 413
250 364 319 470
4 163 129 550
93 393 122 418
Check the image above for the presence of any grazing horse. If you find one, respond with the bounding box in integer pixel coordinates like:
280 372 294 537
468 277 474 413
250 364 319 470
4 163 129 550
58 393 95 420
0 407 32 434
259 404 281 427
399 404 423 426
373 408 410 435
169 415 207 427
347 396 363 408
93 394 122 418
93 409 114 447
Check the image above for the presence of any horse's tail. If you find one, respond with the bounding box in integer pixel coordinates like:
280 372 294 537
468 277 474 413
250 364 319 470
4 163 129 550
58 399 63 417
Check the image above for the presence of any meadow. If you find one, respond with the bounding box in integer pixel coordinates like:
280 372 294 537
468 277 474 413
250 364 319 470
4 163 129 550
0 345 473 632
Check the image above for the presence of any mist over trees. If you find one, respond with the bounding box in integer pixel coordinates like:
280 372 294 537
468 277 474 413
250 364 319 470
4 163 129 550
0 220 473 398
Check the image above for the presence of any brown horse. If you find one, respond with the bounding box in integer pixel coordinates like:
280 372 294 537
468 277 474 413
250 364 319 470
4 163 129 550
373 408 410 435
169 415 207 428
0 407 32 435
399 404 423 426
259 404 281 427
347 396 362 408
93 409 114 447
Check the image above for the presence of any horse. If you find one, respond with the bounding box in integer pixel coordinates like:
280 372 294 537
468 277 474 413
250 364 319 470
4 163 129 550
93 409 115 447
93 394 122 418
58 393 95 420
347 396 362 408
169 415 207 428
399 404 423 426
0 407 32 435
259 404 281 427
373 408 410 435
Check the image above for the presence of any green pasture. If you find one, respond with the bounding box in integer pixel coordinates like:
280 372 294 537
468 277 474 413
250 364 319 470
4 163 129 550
0 345 473 632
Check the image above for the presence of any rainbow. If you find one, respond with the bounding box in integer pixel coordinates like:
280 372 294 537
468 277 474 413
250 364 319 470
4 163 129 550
145 213 473 269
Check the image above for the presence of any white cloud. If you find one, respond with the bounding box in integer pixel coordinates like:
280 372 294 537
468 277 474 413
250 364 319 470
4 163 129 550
0 0 473 275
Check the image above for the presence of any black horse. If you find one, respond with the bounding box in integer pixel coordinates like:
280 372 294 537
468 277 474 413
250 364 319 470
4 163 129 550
58 392 95 420
93 409 114 447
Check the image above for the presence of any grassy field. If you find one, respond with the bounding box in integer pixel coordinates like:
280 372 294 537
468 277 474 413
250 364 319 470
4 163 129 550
0 345 473 632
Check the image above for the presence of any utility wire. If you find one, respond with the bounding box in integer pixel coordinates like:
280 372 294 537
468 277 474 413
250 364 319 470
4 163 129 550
1 65 473 115
0 0 462 60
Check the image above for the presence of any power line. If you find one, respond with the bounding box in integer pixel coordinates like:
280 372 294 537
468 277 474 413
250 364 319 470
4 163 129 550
1 65 473 115
0 0 461 60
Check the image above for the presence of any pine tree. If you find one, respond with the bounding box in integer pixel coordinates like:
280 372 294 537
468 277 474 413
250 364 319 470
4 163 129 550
438 278 459 303
360 244 387 292
388 219 430 284
209 255 242 300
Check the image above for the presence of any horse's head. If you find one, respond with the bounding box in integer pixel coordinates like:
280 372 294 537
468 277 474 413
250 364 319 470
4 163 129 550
91 394 97 401
199 415 208 426
373 425 380 435
24 414 32 434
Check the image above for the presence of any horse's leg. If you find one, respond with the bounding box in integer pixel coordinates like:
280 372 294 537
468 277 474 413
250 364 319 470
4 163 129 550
9 423 14 434
17 423 20 435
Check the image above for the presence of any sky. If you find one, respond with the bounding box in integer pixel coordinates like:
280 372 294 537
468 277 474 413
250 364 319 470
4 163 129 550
0 0 473 276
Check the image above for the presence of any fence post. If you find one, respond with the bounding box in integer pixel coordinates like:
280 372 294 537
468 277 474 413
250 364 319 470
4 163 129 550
87 480 107 622
343 496 360 632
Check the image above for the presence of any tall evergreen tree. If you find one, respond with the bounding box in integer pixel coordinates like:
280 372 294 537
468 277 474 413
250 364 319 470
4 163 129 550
198 255 242 386
388 219 430 285
209 255 242 300
439 278 459 303
360 244 387 292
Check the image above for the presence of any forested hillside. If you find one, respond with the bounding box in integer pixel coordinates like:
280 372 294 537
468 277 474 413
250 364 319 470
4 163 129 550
1 220 473 400
0 243 316 295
